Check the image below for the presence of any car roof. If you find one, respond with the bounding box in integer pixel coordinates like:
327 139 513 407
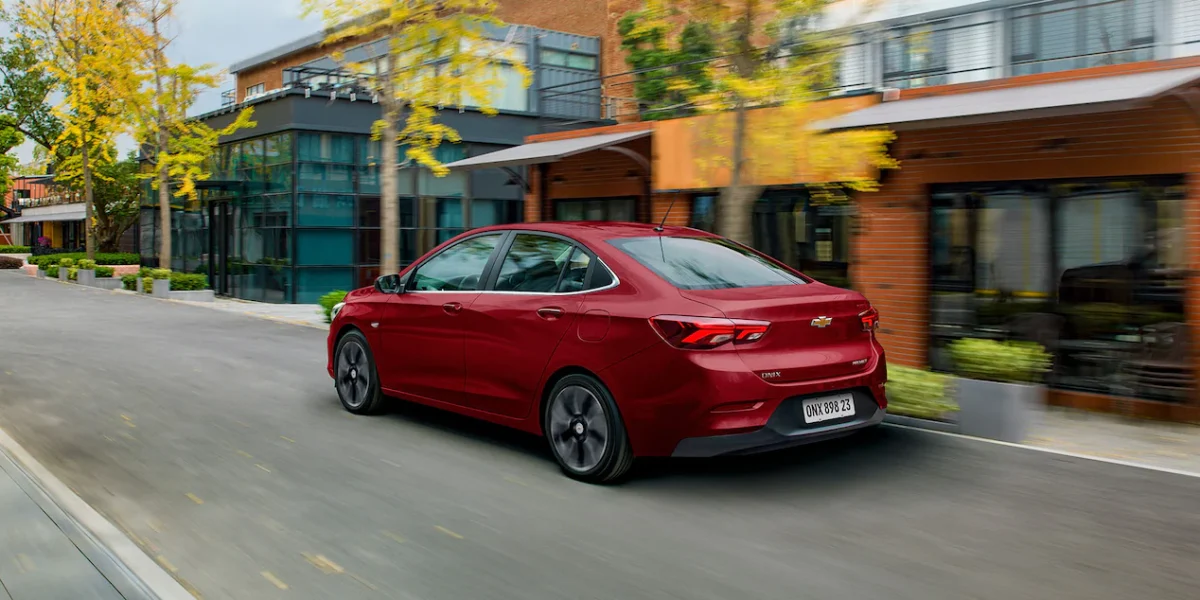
471 221 716 244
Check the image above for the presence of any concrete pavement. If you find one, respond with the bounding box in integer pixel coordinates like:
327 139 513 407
2 271 1199 600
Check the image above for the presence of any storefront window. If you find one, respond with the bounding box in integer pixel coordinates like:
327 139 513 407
752 190 852 288
929 178 1189 403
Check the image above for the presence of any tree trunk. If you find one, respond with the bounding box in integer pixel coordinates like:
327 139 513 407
82 143 96 260
380 108 400 276
152 12 171 269
716 101 760 245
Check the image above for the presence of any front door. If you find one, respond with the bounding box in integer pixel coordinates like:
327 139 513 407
463 234 585 418
208 201 234 296
379 232 506 406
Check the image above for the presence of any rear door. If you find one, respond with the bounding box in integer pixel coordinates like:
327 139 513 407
462 233 589 418
609 235 877 381
380 232 506 406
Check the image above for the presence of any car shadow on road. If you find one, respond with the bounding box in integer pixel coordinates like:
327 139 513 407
375 396 945 490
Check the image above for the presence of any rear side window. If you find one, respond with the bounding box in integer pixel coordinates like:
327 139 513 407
610 236 806 290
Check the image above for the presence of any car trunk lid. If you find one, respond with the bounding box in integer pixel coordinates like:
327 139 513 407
681 284 875 383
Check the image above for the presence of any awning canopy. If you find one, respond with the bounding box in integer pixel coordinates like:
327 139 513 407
443 130 652 170
2 209 86 224
818 66 1200 132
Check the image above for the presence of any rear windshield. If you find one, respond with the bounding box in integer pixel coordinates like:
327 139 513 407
610 236 807 290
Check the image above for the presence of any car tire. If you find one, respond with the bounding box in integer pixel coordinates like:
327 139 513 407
334 330 386 415
544 374 634 484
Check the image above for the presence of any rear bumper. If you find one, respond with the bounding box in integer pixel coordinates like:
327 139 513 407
671 389 885 458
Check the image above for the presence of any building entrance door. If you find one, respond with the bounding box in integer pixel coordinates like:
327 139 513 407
208 201 234 296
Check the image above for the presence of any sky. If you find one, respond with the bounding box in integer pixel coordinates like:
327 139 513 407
9 0 323 163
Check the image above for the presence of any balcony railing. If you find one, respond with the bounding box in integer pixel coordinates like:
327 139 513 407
221 89 236 107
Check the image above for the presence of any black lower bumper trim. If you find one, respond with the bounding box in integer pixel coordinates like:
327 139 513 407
671 389 885 458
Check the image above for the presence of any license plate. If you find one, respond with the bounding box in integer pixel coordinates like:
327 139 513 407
802 393 856 424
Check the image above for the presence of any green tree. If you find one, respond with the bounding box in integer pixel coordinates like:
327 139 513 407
0 35 62 153
120 0 256 268
627 0 896 245
617 15 716 120
300 0 531 275
90 152 141 252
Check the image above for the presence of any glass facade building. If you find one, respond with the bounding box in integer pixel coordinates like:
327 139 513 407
146 23 604 304
141 131 527 304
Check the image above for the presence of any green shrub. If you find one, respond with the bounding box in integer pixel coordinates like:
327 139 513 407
886 366 957 419
77 259 96 269
30 252 139 269
169 273 208 291
0 256 23 269
949 338 1052 384
142 277 154 293
95 266 115 278
46 265 60 278
67 267 79 281
150 268 171 279
319 290 349 323
121 274 138 290
0 245 30 253
58 257 76 268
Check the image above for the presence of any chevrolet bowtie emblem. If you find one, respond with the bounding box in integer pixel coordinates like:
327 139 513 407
811 316 833 328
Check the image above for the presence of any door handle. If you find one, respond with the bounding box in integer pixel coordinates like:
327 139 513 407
442 302 463 314
537 307 564 320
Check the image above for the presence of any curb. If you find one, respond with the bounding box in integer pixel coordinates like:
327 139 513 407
0 426 195 600
883 413 959 433
108 288 329 331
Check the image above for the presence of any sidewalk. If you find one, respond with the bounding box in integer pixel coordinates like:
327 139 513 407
163 296 327 329
1028 407 1200 475
0 448 125 599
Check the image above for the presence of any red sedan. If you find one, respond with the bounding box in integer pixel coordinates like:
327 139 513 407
327 222 887 483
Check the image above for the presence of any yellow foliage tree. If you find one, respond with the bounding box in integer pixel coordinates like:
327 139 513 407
16 0 136 260
627 0 896 244
119 0 257 268
300 0 531 275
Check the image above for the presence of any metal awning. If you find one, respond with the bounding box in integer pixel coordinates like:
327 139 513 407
443 130 652 170
818 66 1200 132
2 209 86 224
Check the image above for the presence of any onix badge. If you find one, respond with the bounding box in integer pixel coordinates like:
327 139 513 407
811 316 833 328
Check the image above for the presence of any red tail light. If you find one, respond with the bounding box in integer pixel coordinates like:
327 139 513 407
650 315 771 349
860 307 880 332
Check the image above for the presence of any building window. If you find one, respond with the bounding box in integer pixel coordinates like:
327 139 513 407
690 195 717 232
929 178 1189 403
246 83 265 97
751 190 853 289
555 198 637 222
1011 0 1155 76
883 24 949 89
540 49 598 71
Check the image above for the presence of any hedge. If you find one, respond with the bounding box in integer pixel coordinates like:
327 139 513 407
0 245 31 254
95 266 115 278
121 270 208 292
46 265 60 278
30 252 140 269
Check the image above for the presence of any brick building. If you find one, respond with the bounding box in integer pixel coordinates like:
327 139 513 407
447 0 1200 421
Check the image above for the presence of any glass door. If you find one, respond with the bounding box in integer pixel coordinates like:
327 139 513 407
208 201 234 296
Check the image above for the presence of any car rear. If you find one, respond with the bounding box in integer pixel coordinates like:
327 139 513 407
601 233 887 458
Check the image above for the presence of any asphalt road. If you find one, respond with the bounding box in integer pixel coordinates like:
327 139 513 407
1 272 1199 600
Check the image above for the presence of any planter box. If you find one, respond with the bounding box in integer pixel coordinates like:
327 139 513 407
77 269 95 286
168 290 215 302
36 269 45 279
956 378 1044 443
136 278 144 293
152 278 171 298
57 268 68 282
89 277 123 290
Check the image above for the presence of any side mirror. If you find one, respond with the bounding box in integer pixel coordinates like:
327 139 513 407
374 274 403 294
